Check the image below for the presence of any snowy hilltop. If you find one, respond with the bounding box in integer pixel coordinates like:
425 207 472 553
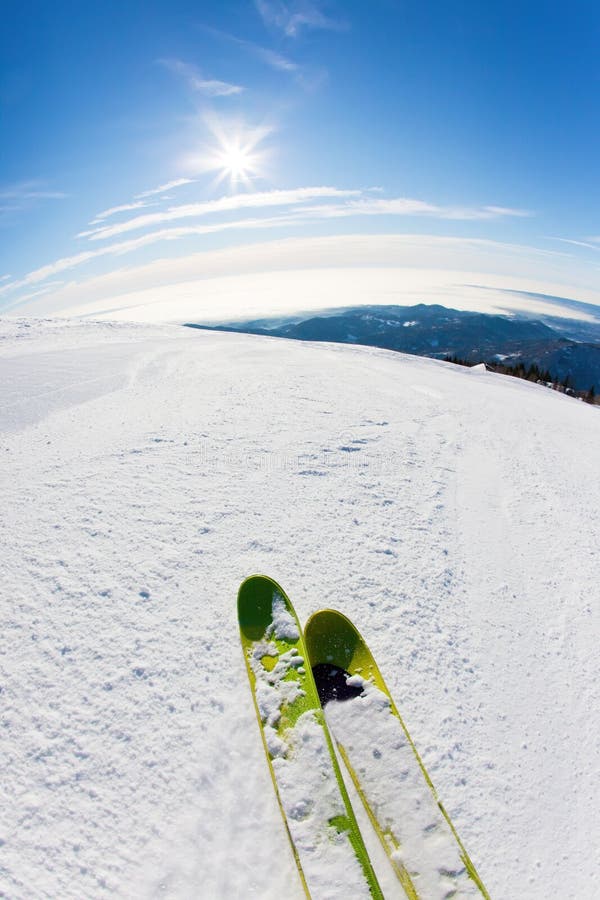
1 317 599 899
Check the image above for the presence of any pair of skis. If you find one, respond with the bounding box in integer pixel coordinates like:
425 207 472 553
238 575 489 900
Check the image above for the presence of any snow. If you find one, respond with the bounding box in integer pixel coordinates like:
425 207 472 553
271 710 372 899
325 678 481 898
267 592 300 641
1 316 600 899
247 591 373 897
251 644 304 730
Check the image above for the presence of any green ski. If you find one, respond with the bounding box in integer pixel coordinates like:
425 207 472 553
238 576 383 899
305 609 490 900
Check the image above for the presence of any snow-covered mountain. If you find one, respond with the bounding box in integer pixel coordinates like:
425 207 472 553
1 317 599 899
187 302 600 392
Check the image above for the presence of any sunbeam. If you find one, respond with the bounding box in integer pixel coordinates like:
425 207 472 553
185 116 273 190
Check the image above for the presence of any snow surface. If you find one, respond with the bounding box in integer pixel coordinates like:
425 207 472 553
1 317 599 899
325 677 481 897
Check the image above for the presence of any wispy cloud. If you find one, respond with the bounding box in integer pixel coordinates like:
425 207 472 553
84 179 195 231
90 200 151 224
135 178 195 200
254 45 299 72
301 197 533 221
0 251 102 295
159 58 243 96
551 237 600 251
0 180 67 202
198 21 327 91
200 23 299 72
1 281 66 313
0 212 316 295
0 180 67 217
79 186 360 241
255 0 347 37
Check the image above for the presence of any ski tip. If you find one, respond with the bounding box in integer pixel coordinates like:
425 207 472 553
305 608 385 696
238 574 285 639
305 608 364 666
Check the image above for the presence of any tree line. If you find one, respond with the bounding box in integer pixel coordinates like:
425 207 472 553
444 355 597 405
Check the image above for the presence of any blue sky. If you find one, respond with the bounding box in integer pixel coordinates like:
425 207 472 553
2 0 600 320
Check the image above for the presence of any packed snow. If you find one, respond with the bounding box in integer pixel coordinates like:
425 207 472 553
325 677 481 897
270 710 372 899
1 317 599 899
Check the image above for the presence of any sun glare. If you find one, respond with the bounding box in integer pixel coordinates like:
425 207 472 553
186 116 272 190
217 142 255 182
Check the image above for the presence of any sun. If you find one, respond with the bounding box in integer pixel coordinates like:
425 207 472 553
217 140 256 184
186 116 272 190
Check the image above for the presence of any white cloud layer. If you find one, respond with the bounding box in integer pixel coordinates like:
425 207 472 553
0 184 544 305
8 234 600 323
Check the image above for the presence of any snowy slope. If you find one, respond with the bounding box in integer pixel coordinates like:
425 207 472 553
1 317 599 900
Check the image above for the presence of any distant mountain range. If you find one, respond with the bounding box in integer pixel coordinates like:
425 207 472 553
185 303 600 391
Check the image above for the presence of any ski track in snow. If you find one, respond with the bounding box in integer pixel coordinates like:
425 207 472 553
1 317 599 899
